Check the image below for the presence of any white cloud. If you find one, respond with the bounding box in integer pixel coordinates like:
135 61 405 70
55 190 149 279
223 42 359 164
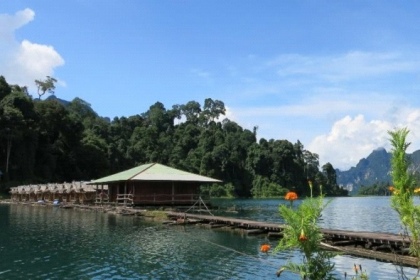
190 68 211 79
268 51 420 83
308 109 420 171
308 115 392 170
11 40 64 85
0 8 34 37
0 9 64 89
223 50 420 170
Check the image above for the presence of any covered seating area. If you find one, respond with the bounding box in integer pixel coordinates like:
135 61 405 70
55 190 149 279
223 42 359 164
88 163 222 206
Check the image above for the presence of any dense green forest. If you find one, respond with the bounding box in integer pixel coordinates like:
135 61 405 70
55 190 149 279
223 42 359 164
0 75 348 198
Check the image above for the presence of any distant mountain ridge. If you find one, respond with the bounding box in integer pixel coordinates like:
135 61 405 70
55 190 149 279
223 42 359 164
336 148 420 194
45 95 71 106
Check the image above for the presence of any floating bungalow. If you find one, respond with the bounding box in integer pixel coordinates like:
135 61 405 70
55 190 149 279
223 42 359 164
9 182 104 204
87 163 222 206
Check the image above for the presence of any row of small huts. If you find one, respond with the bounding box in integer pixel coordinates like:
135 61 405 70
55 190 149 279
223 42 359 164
9 163 221 206
10 182 107 204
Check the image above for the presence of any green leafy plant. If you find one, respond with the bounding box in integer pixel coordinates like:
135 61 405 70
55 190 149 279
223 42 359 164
388 128 420 279
275 182 337 279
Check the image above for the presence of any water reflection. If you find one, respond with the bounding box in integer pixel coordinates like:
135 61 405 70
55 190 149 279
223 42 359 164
0 199 419 279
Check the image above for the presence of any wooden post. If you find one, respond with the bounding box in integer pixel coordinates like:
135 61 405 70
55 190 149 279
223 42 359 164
172 182 175 203
132 184 135 205
124 182 127 207
101 184 104 204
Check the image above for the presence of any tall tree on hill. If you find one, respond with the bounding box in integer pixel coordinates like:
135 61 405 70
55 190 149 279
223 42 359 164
269 139 298 190
139 102 175 163
35 76 57 99
180 101 202 124
201 98 225 124
303 150 319 180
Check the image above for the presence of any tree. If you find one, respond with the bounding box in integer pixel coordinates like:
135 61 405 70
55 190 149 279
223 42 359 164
34 99 84 181
0 76 11 101
170 123 201 169
321 162 337 195
0 106 24 176
201 98 226 124
35 76 57 99
269 139 298 190
303 150 319 181
181 101 201 124
0 88 344 198
0 88 37 180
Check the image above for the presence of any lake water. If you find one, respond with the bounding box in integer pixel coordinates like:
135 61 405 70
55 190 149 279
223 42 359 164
0 197 418 279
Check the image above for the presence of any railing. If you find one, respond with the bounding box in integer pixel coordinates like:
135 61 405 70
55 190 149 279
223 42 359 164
95 192 109 204
132 193 208 205
116 194 134 206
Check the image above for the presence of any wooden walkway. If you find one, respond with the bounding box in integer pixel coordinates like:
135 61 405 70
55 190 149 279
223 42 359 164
166 211 419 267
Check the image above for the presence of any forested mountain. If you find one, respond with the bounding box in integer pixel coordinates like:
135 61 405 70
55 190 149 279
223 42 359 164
337 148 420 195
0 75 347 198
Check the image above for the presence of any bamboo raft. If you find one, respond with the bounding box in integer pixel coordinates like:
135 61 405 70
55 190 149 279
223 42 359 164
166 211 420 267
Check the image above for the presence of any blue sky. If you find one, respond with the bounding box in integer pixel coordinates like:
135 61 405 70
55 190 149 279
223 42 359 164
1 1 420 170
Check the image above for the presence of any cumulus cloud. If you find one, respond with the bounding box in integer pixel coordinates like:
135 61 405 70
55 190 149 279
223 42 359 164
0 9 64 89
308 111 420 171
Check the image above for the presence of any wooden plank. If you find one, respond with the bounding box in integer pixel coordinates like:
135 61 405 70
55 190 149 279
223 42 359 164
268 232 283 238
245 229 267 235
321 242 419 268
165 211 417 266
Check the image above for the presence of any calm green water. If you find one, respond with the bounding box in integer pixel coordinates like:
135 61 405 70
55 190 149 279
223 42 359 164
0 197 418 279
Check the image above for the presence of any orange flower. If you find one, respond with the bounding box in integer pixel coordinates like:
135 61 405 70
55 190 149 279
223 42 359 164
285 191 298 201
389 186 400 195
260 244 271 253
354 263 358 274
298 229 308 242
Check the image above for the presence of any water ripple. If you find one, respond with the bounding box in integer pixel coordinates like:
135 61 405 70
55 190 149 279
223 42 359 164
1 200 419 279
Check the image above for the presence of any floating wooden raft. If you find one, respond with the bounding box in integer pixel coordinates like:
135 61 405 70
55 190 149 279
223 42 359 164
321 242 419 267
166 211 286 231
165 211 419 267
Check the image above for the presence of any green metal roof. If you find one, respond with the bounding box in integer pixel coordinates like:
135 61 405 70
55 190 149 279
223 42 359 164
88 163 222 184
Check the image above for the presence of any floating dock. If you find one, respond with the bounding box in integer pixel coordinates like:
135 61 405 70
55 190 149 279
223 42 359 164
166 211 419 267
